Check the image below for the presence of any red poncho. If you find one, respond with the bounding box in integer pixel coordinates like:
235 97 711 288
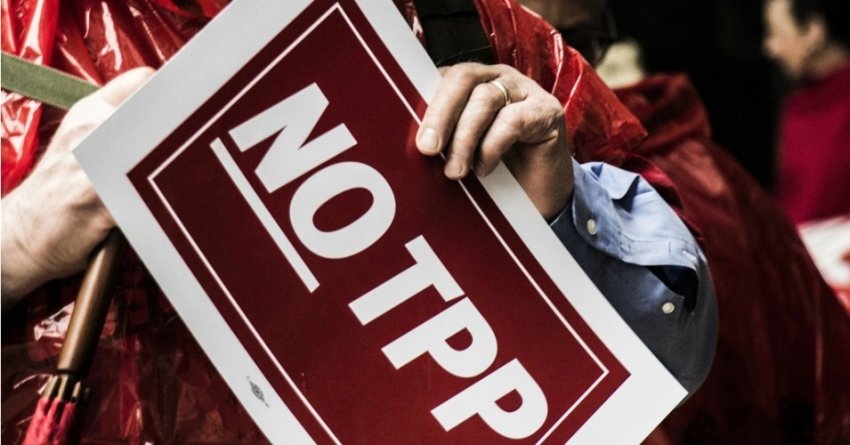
3 1 266 443
3 1 655 442
3 0 848 443
615 74 850 444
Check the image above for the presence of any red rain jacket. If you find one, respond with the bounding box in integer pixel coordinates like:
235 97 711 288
3 1 265 443
615 74 850 444
3 0 847 443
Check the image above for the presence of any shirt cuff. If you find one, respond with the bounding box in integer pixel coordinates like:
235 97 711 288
551 159 702 273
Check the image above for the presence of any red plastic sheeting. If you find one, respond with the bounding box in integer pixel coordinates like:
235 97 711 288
615 74 850 444
2 1 266 443
474 3 850 441
3 1 660 441
473 0 699 240
22 397 79 445
1 0 58 193
3 0 848 444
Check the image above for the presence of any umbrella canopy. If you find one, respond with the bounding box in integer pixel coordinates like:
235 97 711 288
17 230 126 445
23 376 83 445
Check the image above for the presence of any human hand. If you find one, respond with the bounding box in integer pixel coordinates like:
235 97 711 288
416 63 574 220
1 67 154 309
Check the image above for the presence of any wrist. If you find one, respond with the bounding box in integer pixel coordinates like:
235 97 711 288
542 187 574 223
539 158 575 221
1 191 52 311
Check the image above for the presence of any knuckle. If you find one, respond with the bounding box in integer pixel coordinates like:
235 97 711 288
541 93 565 113
65 171 97 203
445 64 478 87
452 123 475 142
447 144 471 163
449 62 478 72
451 128 482 153
497 108 524 133
67 95 96 113
545 103 567 132
477 143 499 165
443 65 464 81
59 101 113 146
447 155 468 170
64 120 99 143
80 184 99 203
494 63 515 74
479 141 506 165
468 84 499 109
93 208 115 232
68 97 113 122
548 99 566 119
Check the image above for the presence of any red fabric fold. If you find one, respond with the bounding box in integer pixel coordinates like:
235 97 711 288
2 2 264 443
472 0 648 162
471 0 700 241
1 0 59 193
6 1 846 443
21 398 79 445
617 74 850 444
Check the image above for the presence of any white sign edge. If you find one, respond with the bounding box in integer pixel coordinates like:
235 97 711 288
354 1 687 443
75 1 317 444
73 0 687 443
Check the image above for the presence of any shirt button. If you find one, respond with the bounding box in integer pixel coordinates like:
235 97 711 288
586 218 598 236
662 302 676 314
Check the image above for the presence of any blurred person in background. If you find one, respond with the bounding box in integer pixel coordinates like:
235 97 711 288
764 0 850 225
764 0 850 315
2 0 719 442
523 0 850 443
608 0 781 190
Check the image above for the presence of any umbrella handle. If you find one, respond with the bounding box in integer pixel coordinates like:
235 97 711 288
56 230 126 379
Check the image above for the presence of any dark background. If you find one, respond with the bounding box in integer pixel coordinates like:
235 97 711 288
608 0 789 190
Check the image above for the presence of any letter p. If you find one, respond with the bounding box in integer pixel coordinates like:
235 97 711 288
431 359 548 439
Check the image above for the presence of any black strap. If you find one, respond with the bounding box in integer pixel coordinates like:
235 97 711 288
413 0 495 67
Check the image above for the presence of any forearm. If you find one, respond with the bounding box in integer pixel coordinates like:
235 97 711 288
1 194 51 313
0 70 154 316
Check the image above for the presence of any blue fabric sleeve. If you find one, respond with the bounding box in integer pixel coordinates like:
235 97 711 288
550 159 718 395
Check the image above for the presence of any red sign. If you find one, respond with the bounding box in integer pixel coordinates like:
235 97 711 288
77 0 683 443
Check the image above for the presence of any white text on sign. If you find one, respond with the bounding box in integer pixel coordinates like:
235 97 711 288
215 83 548 439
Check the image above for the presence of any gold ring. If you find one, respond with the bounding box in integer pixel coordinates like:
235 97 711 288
489 79 512 107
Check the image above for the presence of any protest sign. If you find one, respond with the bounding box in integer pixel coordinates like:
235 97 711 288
75 0 686 442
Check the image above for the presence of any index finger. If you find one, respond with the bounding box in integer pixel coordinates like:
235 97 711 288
93 67 156 107
416 63 500 156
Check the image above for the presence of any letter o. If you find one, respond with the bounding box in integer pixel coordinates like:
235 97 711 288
290 161 396 259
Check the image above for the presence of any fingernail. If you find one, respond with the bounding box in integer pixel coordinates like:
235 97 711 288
447 158 466 178
473 160 487 177
417 127 440 154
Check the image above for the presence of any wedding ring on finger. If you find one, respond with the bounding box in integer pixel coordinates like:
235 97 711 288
489 79 512 107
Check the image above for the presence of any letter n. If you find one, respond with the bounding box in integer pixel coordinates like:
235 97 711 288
228 83 356 192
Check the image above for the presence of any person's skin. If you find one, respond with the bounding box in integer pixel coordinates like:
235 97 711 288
1 67 155 312
416 63 574 221
2 63 573 311
763 0 849 81
521 0 617 69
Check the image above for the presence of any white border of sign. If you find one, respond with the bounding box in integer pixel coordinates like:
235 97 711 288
75 1 686 443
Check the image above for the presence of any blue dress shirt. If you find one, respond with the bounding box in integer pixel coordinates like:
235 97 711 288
551 160 718 395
